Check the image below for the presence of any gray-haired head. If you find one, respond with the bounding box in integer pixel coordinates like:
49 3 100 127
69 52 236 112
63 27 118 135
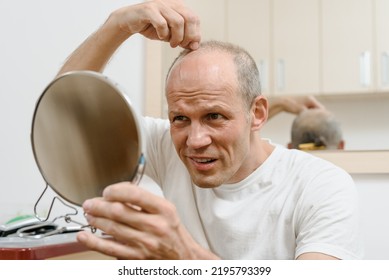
165 40 261 110
291 109 343 150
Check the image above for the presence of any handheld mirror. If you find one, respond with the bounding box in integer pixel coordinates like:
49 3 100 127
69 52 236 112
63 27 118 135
31 71 145 207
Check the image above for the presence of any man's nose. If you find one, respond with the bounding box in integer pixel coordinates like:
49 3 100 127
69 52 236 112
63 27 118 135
186 123 212 149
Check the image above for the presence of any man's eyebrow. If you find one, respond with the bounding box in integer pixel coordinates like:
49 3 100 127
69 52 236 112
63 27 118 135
169 110 183 116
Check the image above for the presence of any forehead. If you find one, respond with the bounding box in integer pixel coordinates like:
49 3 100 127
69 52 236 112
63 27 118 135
166 50 238 93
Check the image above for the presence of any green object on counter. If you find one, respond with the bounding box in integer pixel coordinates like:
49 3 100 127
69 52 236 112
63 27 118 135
5 215 35 225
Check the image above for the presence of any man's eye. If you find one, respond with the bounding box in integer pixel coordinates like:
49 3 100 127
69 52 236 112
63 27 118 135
173 116 188 122
207 113 223 120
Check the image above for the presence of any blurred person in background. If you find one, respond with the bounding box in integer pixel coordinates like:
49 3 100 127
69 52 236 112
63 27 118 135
289 108 344 150
268 96 344 150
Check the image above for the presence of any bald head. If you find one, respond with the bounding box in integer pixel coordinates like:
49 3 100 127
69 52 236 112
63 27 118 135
166 40 262 110
291 109 344 150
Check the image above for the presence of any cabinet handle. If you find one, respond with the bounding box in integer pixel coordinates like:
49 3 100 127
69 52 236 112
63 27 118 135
258 60 267 91
277 59 285 91
360 51 371 87
382 52 389 86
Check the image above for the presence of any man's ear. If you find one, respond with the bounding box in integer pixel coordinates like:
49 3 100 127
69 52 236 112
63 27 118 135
251 95 268 131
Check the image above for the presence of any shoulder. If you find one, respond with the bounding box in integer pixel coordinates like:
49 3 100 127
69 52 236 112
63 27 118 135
142 116 170 132
141 117 181 184
141 117 172 145
272 146 355 195
269 146 361 259
282 149 358 214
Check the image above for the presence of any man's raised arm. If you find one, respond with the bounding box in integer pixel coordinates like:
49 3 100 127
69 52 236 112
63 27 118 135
58 0 200 75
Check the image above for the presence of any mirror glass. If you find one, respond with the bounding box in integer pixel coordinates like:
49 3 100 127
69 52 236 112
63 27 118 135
31 71 144 206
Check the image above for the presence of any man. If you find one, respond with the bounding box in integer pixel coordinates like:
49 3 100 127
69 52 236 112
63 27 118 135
58 0 362 259
289 109 345 150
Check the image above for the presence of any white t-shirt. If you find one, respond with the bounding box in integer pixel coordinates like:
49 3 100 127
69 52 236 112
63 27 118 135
141 117 363 260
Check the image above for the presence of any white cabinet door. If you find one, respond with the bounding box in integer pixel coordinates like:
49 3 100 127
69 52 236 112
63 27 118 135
375 0 389 92
272 0 320 96
226 0 271 94
321 0 374 94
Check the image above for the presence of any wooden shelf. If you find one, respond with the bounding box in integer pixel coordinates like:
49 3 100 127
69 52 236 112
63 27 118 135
311 150 389 174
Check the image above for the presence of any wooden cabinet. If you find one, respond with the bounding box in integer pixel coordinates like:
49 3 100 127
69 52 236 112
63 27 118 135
226 0 320 96
375 0 389 92
227 0 320 96
321 0 374 94
226 0 271 93
261 0 389 96
272 0 320 96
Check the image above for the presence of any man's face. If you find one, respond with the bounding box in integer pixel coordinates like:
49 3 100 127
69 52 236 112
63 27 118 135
166 50 256 188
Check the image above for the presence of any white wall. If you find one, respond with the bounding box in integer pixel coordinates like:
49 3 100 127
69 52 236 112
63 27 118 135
353 174 389 260
0 0 145 224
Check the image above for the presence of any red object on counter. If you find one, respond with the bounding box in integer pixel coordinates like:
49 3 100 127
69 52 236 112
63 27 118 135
0 233 88 260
